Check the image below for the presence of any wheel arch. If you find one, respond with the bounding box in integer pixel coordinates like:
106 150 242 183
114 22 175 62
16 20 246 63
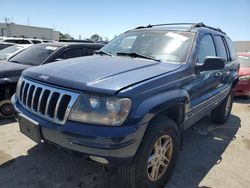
135 89 189 149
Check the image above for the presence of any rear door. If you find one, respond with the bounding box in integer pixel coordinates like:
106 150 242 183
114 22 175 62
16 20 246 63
223 37 239 86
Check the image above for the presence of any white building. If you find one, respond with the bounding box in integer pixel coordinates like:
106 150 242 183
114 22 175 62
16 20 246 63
0 22 60 40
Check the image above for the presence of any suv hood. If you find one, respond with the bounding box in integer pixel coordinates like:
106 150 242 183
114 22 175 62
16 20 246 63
0 61 31 80
23 56 181 94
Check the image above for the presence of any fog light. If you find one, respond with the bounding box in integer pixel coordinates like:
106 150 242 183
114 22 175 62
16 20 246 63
89 155 108 164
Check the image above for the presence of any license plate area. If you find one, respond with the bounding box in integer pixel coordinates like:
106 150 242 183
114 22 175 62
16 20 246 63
18 114 41 143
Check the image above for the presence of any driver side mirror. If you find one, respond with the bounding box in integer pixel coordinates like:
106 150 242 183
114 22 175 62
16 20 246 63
196 56 225 72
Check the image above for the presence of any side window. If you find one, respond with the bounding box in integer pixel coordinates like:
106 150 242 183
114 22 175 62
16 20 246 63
214 35 227 61
198 34 216 64
83 47 95 56
13 40 31 44
58 48 83 59
87 48 95 55
225 37 237 61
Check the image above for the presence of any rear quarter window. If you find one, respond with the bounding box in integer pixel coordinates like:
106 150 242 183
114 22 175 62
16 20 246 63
214 35 228 61
225 37 237 61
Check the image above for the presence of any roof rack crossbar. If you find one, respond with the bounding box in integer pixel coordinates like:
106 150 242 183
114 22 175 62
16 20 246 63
188 22 226 34
135 23 196 29
135 22 226 34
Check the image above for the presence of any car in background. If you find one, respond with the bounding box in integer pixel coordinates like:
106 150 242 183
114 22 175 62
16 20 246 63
0 42 14 50
2 37 34 44
0 42 104 117
234 53 250 97
30 39 43 44
30 39 53 44
0 44 32 60
0 36 8 42
2 37 54 44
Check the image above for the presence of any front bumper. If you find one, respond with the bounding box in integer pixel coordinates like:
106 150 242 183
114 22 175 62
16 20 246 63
12 95 147 166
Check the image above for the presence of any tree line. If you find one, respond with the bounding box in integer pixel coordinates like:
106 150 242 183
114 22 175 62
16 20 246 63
59 33 108 42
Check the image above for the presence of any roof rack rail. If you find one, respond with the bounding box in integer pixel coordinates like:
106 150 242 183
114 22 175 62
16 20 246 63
135 23 196 29
134 22 226 34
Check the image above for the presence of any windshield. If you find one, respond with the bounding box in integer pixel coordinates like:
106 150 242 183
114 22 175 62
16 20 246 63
101 31 194 62
0 45 24 60
238 56 250 67
9 44 59 65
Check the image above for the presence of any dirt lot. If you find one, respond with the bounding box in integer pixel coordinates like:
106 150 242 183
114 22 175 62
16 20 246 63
0 98 250 188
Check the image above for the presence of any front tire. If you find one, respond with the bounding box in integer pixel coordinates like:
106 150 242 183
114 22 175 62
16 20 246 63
0 100 14 118
119 116 180 188
211 89 233 124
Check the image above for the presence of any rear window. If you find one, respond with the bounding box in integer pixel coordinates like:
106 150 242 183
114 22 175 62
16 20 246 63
32 40 42 44
225 37 237 60
0 45 24 60
4 39 31 44
0 43 13 50
9 44 58 65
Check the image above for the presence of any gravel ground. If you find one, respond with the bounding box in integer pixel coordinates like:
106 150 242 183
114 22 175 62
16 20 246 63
0 98 249 188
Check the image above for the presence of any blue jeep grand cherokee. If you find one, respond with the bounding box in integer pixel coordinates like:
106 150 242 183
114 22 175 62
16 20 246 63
12 23 239 187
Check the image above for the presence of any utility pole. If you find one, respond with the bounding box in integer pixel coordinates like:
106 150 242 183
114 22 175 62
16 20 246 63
4 17 9 24
27 17 30 26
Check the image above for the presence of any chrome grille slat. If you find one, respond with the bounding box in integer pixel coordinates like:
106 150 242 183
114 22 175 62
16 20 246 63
54 94 63 121
23 83 30 105
26 84 32 106
18 77 79 125
31 87 37 110
37 89 45 113
45 92 53 117
21 82 27 103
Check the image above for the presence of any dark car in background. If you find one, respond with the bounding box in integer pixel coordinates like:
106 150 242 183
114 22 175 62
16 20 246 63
234 53 250 97
0 42 104 117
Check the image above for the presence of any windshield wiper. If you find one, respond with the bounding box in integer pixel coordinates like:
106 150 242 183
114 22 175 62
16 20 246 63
9 60 21 64
116 52 161 62
94 50 112 56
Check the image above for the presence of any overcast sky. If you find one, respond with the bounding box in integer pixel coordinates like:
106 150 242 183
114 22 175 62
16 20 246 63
1 0 250 41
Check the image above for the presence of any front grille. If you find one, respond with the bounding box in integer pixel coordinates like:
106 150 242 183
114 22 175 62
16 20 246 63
18 77 79 125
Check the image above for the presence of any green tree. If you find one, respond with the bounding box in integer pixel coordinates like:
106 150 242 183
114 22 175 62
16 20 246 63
90 34 102 42
59 32 74 40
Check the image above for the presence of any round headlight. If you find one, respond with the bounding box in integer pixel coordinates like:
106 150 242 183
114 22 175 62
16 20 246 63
90 96 100 109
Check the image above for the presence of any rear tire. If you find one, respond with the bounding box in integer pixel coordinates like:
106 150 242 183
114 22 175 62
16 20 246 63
211 89 233 124
119 116 180 188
